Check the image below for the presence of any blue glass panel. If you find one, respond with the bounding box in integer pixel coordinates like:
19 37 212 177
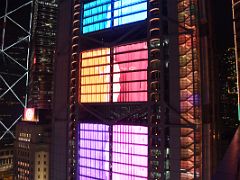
82 0 147 33
114 0 146 8
114 11 147 26
83 20 111 33
113 0 147 27
84 0 111 10
114 2 147 17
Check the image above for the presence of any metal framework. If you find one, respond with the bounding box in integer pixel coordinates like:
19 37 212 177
0 0 32 142
178 0 201 179
70 0 202 179
0 0 33 142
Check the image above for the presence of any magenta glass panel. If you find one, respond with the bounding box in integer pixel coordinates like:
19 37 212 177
112 125 148 179
78 124 110 180
113 42 148 102
114 42 147 53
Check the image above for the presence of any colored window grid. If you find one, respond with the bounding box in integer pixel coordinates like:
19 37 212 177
78 123 148 180
79 42 148 103
82 0 147 33
79 124 110 180
113 42 148 102
80 48 111 103
112 125 148 179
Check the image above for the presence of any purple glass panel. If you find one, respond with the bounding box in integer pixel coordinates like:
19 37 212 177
78 124 148 179
78 124 110 180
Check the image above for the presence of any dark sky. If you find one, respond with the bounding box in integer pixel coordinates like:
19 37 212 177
213 0 234 53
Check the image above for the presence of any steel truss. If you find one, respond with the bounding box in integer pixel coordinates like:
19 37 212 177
0 0 33 142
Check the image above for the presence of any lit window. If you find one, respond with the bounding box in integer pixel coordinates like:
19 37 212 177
82 0 147 33
78 123 148 179
80 42 148 103
80 48 111 102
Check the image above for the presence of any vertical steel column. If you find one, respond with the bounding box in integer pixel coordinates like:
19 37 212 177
232 0 240 121
68 0 80 179
147 0 165 179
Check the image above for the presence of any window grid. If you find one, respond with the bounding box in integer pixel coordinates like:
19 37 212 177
82 0 147 33
79 124 110 180
78 123 148 179
80 42 148 103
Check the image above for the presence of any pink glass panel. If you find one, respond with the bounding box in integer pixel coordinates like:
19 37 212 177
113 42 148 102
112 125 148 179
114 42 148 53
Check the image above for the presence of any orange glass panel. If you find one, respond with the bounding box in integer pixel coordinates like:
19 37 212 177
80 48 111 103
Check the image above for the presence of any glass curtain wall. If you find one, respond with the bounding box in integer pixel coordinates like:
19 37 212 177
82 0 147 33
79 42 148 103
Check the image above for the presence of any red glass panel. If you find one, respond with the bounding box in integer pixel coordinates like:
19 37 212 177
113 42 148 102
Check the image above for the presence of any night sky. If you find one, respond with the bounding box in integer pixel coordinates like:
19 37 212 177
213 0 234 53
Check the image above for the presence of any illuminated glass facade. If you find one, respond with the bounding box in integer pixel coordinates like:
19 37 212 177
78 123 148 179
81 48 111 102
68 0 208 179
80 42 148 103
112 125 148 179
78 124 110 179
82 0 147 33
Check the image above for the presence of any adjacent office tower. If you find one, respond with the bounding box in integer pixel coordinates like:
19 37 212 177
27 0 57 109
0 1 32 178
232 0 240 120
14 0 57 179
0 0 32 144
52 0 213 179
217 48 238 160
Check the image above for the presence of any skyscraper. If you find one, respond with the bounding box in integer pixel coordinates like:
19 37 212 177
0 0 32 145
27 0 57 109
52 0 214 179
217 48 238 161
14 0 57 179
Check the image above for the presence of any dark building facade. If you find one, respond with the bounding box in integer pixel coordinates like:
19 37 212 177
14 121 50 180
14 0 58 180
27 0 58 109
51 0 217 180
215 48 239 163
0 0 32 145
0 144 13 179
